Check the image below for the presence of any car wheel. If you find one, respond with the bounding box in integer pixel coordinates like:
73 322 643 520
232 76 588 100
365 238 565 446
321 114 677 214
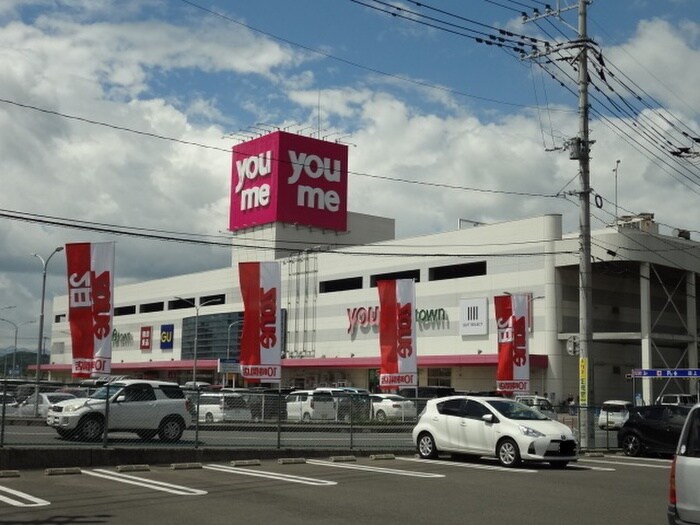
77 416 104 442
302 412 312 422
497 438 521 467
621 433 643 457
137 430 157 441
417 432 439 459
159 418 185 442
205 412 214 423
375 410 387 422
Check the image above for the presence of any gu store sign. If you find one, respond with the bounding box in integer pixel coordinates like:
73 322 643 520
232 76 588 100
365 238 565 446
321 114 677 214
229 131 348 232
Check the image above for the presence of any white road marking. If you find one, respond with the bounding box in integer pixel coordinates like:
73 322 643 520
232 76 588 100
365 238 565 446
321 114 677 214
397 457 538 473
579 458 669 469
306 459 445 478
84 469 207 495
0 486 50 507
203 464 337 486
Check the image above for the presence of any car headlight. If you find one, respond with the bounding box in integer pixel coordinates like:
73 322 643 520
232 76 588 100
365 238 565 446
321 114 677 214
519 425 545 438
63 405 81 413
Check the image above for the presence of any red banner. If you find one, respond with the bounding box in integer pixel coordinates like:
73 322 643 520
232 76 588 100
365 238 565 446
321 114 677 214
494 294 529 393
65 242 115 378
239 261 281 382
378 279 417 388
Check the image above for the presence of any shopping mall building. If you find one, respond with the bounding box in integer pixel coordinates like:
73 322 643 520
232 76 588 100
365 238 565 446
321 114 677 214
46 131 700 406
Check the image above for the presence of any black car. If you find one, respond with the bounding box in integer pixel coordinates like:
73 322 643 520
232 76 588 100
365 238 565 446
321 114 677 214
618 404 691 457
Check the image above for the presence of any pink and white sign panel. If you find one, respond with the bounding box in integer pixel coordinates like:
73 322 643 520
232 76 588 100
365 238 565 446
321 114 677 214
65 242 115 378
229 131 348 232
494 294 530 393
378 279 417 388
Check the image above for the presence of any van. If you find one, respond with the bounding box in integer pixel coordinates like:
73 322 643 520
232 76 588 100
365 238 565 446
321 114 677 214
598 400 633 430
285 390 335 422
514 395 557 420
657 394 697 406
196 392 252 423
668 404 700 524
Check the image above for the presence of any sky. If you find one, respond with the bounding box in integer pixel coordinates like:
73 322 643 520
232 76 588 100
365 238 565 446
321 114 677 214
0 0 698 352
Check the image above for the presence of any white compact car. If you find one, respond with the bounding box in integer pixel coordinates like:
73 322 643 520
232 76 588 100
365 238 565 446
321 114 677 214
598 400 633 430
370 394 417 421
412 396 578 468
668 403 700 525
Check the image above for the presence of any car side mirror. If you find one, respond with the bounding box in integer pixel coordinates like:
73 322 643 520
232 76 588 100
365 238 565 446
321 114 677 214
482 414 494 424
114 394 126 403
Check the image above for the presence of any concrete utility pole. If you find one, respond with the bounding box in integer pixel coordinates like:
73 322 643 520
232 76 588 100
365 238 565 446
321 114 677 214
524 0 595 449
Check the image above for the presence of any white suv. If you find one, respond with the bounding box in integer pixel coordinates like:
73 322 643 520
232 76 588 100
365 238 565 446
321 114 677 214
285 390 335 421
46 380 193 442
669 403 700 524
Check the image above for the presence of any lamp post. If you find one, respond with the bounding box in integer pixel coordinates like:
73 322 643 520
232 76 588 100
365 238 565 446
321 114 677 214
0 318 36 377
225 319 243 387
175 297 219 387
33 246 64 417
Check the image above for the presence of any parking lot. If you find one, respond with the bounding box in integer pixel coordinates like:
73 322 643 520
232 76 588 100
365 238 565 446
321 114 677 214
0 453 671 525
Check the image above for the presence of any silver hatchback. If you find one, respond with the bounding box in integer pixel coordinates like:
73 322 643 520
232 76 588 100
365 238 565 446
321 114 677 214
669 403 700 524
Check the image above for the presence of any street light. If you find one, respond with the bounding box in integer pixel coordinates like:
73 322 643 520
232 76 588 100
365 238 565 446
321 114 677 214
0 318 36 377
175 296 219 387
33 246 64 417
225 319 243 387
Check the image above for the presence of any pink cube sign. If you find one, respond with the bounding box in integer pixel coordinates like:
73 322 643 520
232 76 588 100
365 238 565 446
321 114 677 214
229 131 348 232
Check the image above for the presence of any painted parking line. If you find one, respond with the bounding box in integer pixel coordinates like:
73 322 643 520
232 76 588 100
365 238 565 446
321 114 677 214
579 458 668 470
84 469 207 495
203 464 337 486
397 457 538 473
306 459 445 478
0 486 50 507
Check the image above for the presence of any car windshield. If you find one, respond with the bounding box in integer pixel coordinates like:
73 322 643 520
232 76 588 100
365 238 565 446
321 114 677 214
486 399 549 420
90 383 126 400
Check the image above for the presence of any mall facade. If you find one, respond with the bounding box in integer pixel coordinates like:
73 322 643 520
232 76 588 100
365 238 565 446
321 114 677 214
45 132 700 406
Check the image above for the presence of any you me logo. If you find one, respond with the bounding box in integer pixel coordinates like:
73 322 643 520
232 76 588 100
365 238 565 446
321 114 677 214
229 131 348 232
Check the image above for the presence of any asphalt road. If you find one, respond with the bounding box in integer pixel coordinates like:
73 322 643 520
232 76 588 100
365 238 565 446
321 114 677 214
0 453 671 525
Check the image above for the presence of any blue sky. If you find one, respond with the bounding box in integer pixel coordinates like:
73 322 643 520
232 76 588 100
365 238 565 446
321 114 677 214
0 0 698 349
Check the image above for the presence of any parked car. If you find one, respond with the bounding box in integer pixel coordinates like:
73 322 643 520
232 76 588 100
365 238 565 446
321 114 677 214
243 387 292 421
46 380 192 442
314 387 372 421
668 403 700 524
195 392 252 423
15 392 76 418
514 395 557 420
598 400 633 430
286 390 335 421
618 404 691 457
412 396 577 468
370 394 417 422
656 394 697 406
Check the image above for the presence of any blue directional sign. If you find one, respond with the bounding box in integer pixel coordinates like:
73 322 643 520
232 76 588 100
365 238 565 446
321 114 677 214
633 368 700 378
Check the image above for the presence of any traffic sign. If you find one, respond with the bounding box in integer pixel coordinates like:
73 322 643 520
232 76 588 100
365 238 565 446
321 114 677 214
218 359 240 374
632 368 700 378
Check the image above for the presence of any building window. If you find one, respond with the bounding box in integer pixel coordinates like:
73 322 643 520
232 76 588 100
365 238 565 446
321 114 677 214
169 297 195 310
201 294 225 306
429 261 486 281
370 270 420 287
54 313 66 323
427 368 452 387
140 302 164 313
114 305 136 316
320 276 363 294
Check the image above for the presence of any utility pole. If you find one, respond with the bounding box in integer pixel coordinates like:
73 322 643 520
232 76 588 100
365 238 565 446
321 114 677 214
523 0 595 449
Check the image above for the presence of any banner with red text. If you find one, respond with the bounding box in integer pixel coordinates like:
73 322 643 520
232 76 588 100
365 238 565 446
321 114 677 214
239 261 282 381
494 294 529 393
66 242 115 378
378 279 417 388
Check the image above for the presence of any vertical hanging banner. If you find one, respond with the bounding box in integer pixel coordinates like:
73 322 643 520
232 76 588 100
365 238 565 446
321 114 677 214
65 242 115 378
239 261 282 382
378 279 417 388
494 294 530 393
